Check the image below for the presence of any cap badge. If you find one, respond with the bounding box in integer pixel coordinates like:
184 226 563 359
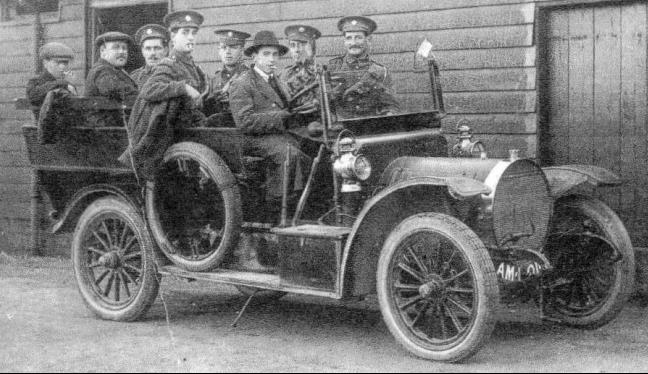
228 31 233 37
185 15 191 22
351 20 357 25
299 27 305 32
146 29 152 35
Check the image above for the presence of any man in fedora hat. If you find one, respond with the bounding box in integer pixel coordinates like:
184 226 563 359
278 24 321 122
328 16 399 118
120 10 208 180
85 31 139 126
130 24 169 88
229 30 311 220
204 29 250 115
26 42 77 118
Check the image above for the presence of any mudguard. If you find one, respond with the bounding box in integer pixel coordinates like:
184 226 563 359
542 164 622 198
53 183 141 233
338 176 489 296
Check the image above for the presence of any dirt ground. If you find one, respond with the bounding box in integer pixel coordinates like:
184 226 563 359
1 252 647 372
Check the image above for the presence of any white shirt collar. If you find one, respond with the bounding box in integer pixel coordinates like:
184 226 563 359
254 65 272 82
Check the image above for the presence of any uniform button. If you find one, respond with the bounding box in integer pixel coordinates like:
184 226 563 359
272 103 276 107
355 105 360 110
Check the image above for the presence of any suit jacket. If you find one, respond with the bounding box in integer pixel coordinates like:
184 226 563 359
229 67 292 135
85 58 139 126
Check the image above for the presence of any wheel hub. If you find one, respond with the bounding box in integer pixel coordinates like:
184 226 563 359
419 278 445 299
98 251 121 269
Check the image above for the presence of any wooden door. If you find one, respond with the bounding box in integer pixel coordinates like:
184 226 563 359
539 2 648 246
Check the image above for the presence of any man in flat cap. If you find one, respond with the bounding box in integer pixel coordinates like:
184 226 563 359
85 31 139 126
121 10 208 180
26 42 77 118
328 16 399 118
203 29 250 115
278 25 321 124
229 30 311 221
130 24 169 88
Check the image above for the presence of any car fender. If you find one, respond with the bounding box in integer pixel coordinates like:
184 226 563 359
339 177 489 297
542 164 622 198
53 183 141 233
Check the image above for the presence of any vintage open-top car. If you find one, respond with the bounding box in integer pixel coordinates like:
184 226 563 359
19 48 635 362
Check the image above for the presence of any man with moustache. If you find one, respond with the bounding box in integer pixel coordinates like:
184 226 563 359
26 42 77 118
203 29 250 115
85 32 139 127
120 10 207 180
130 24 169 88
229 31 311 220
328 16 399 118
278 24 321 124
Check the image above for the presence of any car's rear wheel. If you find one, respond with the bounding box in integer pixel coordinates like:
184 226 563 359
72 196 159 321
377 213 499 362
543 195 635 328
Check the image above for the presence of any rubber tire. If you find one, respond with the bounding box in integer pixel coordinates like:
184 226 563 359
377 212 499 363
544 195 635 329
235 285 286 303
146 141 242 272
72 196 159 322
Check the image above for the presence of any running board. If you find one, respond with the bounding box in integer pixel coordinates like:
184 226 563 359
159 265 340 299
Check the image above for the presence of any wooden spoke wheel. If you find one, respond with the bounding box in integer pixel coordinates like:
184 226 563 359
72 196 159 321
377 213 498 362
543 196 635 328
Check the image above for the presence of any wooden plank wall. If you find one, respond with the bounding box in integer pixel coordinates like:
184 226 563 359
0 0 84 254
178 0 539 158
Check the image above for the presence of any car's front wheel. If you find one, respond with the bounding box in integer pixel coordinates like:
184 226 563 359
377 212 499 362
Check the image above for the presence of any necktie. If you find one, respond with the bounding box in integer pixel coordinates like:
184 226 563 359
268 74 288 107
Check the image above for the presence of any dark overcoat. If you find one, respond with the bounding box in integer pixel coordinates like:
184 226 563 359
84 58 139 126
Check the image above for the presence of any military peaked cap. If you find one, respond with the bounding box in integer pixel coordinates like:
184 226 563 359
244 30 289 56
135 24 169 46
163 10 204 31
39 42 74 60
284 25 321 42
337 16 377 35
214 29 250 46
94 31 134 48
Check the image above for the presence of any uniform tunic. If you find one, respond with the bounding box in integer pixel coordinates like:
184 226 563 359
278 61 318 109
84 58 139 126
204 62 247 115
130 65 155 89
328 53 399 118
26 71 76 118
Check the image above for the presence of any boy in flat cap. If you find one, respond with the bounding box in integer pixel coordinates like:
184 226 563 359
121 10 208 180
278 25 321 122
203 29 250 115
328 16 399 118
229 30 311 219
85 31 139 126
26 42 77 118
130 24 169 88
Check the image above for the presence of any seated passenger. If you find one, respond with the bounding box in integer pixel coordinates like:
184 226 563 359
130 24 169 88
26 42 77 119
229 31 311 213
120 10 208 180
203 29 250 116
85 32 139 127
328 16 400 118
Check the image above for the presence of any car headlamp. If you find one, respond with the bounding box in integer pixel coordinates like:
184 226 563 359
333 153 372 181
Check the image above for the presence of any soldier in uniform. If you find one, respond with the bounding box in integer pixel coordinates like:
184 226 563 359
328 16 399 118
130 24 169 88
229 31 311 217
26 42 77 118
203 29 250 115
278 24 321 124
85 32 139 126
120 10 208 180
